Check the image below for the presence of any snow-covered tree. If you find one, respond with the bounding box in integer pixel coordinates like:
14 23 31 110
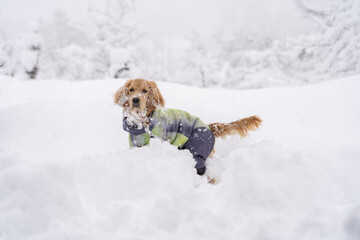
0 27 40 79
182 32 220 87
0 28 16 76
1 0 141 80
36 11 93 80
182 0 359 89
89 0 139 78
295 0 360 78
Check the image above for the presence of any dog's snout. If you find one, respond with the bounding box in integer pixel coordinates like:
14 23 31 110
132 97 140 104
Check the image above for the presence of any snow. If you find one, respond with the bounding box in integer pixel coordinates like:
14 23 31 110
1 75 360 240
1 0 358 88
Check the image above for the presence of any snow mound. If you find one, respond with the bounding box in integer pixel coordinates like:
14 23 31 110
1 76 360 239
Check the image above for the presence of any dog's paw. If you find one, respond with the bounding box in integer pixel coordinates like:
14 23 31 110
196 167 206 175
205 154 224 184
207 175 216 184
205 170 218 184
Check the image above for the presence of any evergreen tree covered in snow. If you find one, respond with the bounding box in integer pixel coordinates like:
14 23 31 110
296 0 360 78
0 28 16 77
0 27 40 79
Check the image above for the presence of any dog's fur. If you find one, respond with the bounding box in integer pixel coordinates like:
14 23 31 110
208 116 262 139
114 79 165 123
114 78 262 153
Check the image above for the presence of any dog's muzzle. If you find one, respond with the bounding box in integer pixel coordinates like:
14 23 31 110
132 97 140 108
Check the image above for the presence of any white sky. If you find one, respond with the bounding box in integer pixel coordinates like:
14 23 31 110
0 0 330 40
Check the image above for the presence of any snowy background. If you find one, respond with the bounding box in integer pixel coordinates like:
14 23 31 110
1 0 359 87
1 0 360 239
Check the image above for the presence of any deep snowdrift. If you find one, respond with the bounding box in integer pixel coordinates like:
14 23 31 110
0 76 360 240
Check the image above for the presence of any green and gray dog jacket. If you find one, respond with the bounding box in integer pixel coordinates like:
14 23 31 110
123 108 215 175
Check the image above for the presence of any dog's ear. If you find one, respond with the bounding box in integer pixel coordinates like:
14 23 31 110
148 80 165 108
114 80 131 107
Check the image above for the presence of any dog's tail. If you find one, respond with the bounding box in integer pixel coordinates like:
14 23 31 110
208 116 262 138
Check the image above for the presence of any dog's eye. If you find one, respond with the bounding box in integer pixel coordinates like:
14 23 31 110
129 88 134 92
142 89 148 93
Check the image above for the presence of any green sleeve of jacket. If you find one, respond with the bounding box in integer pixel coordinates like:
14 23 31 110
129 133 150 147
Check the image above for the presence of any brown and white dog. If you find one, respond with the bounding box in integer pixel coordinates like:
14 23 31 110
114 79 262 181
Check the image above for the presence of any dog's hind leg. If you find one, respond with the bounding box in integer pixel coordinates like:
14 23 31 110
181 127 215 176
205 153 225 184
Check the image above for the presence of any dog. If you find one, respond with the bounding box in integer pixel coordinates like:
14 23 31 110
114 78 262 178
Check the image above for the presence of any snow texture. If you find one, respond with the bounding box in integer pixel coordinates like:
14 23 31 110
1 75 360 240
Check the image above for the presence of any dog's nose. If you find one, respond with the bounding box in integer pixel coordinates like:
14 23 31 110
132 97 140 104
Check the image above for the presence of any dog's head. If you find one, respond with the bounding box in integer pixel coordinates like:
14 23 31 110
114 79 165 117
